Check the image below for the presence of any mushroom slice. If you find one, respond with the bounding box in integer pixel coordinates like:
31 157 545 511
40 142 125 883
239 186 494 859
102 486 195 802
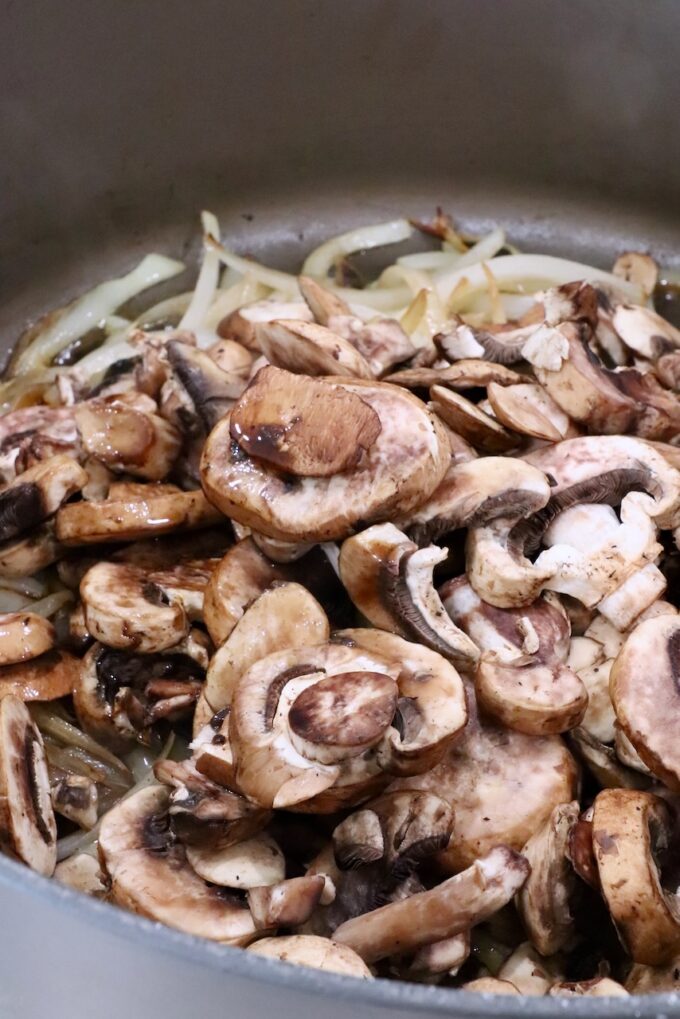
430 386 516 453
0 525 63 578
615 725 652 775
333 845 529 963
155 758 269 849
75 399 181 481
0 612 55 666
98 785 257 943
338 524 479 668
497 943 556 995
204 582 329 713
248 875 326 929
54 853 107 897
517 802 579 955
250 531 313 563
80 562 188 653
229 366 381 477
56 483 223 545
592 789 680 965
462 978 520 995
75 638 206 748
613 304 680 360
0 649 79 703
255 320 374 379
610 614 680 789
0 695 56 875
385 361 525 391
201 368 449 542
409 932 470 977
0 454 88 544
390 687 578 871
568 727 650 792
186 833 285 889
218 299 313 350
550 978 629 998
442 578 585 735
50 771 98 829
334 629 467 774
298 276 351 323
486 381 571 442
230 642 402 811
203 537 285 646
613 251 658 298
436 319 541 366
247 934 373 978
626 959 680 993
165 339 244 431
143 558 217 622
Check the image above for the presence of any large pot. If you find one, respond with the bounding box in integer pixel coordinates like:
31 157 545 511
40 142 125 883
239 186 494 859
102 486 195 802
0 2 678 1016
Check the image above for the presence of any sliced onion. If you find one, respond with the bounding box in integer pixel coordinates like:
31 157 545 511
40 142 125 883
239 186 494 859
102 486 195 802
0 575 47 598
44 738 131 791
30 705 132 783
202 276 270 332
179 211 222 331
301 218 413 278
0 590 33 612
28 590 74 618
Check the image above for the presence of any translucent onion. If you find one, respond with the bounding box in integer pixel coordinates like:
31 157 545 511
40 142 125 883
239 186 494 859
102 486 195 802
202 276 270 332
27 590 74 618
12 254 185 376
30 704 133 784
0 590 33 613
179 211 222 332
0 575 47 598
301 218 413 278
44 738 132 791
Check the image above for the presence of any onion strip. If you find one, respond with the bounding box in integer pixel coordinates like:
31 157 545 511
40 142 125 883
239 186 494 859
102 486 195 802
301 218 413 278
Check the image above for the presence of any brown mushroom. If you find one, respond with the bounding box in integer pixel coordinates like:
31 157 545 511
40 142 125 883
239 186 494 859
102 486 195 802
202 537 285 647
75 399 182 480
429 386 517 453
247 934 373 978
0 612 55 666
0 649 80 703
0 454 88 544
255 320 374 379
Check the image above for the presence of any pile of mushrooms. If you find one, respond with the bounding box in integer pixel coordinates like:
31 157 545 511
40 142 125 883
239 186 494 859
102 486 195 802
3 228 680 997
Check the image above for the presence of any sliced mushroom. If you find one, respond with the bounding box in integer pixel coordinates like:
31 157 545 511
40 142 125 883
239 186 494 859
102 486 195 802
436 318 542 366
75 399 181 480
626 959 680 993
204 582 329 713
186 833 285 889
201 367 449 542
247 934 373 978
390 686 578 871
298 276 351 323
613 252 658 298
256 320 373 379
218 299 313 351
164 339 244 431
338 524 479 668
0 695 56 875
517 802 580 955
430 386 517 453
333 845 529 963
80 562 189 652
74 637 206 748
0 454 88 544
56 483 223 545
54 853 107 897
0 649 79 703
409 932 470 977
568 727 651 792
497 943 556 995
442 578 586 735
203 537 285 646
461 978 521 995
385 360 525 391
592 789 680 965
333 629 467 775
0 612 55 666
610 614 680 789
248 875 326 930
550 978 629 998
229 642 403 811
98 785 258 942
486 381 572 442
0 525 64 578
50 770 98 829
613 304 680 361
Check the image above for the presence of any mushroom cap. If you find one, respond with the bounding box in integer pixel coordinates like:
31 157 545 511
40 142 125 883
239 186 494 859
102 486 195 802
0 648 79 702
462 978 521 995
0 612 55 666
497 943 557 996
0 454 87 544
430 386 517 454
186 833 285 889
98 785 257 943
0 695 56 875
0 525 63 578
610 614 680 789
592 788 680 965
203 537 285 647
247 935 373 978
255 320 374 379
550 978 629 998
201 370 449 542
390 687 578 871
75 399 182 480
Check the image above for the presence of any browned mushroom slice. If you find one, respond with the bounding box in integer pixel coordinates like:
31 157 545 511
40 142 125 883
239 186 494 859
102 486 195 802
385 360 525 391
247 934 373 978
610 614 680 789
204 582 329 713
0 612 55 666
592 789 680 965
390 687 578 872
255 320 374 379
334 629 467 775
298 276 351 323
0 525 64 578
80 562 189 652
486 381 571 441
613 252 658 298
436 318 542 366
462 978 521 995
164 339 244 431
430 386 517 453
248 875 326 929
56 484 223 545
0 695 56 875
0 454 88 544
218 299 313 350
550 978 629 998
230 365 381 477
75 398 181 481
338 524 479 668
657 352 680 391
333 845 529 963
203 537 285 646
517 802 579 955
98 785 258 943
0 649 79 702
143 559 217 622
51 771 98 829
613 304 680 360
229 642 401 811
474 656 587 736
202 368 449 542
566 808 599 890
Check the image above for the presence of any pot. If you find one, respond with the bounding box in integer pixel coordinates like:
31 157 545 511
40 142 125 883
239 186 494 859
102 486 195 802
0 1 678 1015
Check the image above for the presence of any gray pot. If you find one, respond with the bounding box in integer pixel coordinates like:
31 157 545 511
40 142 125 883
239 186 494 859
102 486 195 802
0 1 678 1015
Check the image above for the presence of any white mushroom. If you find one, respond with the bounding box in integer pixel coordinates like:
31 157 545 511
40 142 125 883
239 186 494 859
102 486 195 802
0 612 55 666
54 853 107 897
202 536 285 646
0 649 79 703
247 934 373 978
186 833 285 889
497 943 557 995
255 320 374 379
